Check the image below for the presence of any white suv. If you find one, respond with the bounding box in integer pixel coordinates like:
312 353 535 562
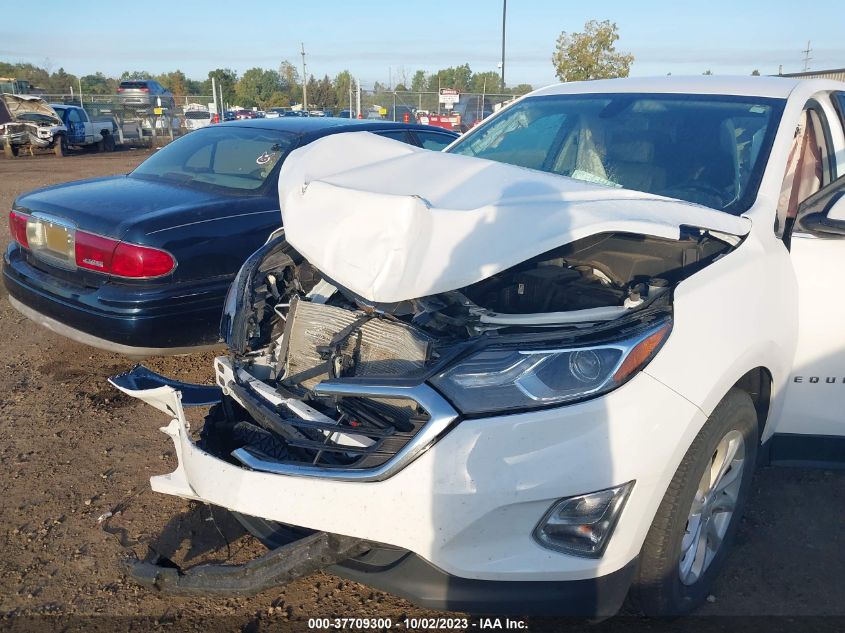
113 76 845 616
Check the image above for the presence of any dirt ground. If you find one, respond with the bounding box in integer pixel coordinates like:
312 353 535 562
0 149 843 632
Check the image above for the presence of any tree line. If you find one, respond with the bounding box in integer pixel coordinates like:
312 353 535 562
0 60 532 110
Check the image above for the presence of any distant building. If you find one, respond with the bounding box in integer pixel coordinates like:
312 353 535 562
778 68 845 82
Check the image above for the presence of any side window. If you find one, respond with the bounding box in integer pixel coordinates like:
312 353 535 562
833 92 845 132
415 131 455 151
67 109 82 124
776 105 834 236
375 130 411 144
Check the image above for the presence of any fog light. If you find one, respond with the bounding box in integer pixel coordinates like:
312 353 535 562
533 482 634 558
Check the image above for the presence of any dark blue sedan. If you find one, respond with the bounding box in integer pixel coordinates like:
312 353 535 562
3 118 458 355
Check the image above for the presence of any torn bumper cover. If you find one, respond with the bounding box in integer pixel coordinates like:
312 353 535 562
127 531 369 596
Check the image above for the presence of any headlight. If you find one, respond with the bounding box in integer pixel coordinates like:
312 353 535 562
430 320 671 414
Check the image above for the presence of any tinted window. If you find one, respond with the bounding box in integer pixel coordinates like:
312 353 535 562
448 93 785 214
130 127 298 193
119 81 149 90
415 131 455 151
375 130 410 143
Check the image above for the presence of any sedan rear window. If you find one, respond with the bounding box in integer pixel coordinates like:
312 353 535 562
130 127 297 193
119 81 150 89
448 93 785 214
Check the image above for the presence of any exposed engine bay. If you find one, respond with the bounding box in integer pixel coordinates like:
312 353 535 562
0 94 64 152
202 227 738 476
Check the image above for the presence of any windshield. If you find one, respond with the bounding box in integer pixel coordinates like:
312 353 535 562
130 126 297 193
448 93 785 214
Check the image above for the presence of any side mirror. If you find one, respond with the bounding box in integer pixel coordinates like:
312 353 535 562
826 195 845 222
796 176 845 236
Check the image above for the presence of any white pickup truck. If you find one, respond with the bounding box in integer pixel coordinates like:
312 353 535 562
50 104 117 154
112 76 845 617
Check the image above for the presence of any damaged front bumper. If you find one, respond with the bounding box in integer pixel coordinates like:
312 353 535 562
110 362 704 615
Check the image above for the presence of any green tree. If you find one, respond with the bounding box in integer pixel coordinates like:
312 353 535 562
46 68 78 95
703 69 713 75
205 68 238 106
333 70 355 108
429 64 472 92
552 20 633 82
156 70 188 98
411 70 428 92
278 61 301 103
751 69 761 76
310 75 335 108
120 70 152 80
265 92 290 108
236 67 282 108
508 83 534 95
469 71 501 94
80 72 114 95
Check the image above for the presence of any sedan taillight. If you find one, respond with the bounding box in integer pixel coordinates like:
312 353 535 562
9 210 29 248
111 241 175 278
74 230 175 278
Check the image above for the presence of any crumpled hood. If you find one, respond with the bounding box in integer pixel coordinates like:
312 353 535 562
1 94 62 124
278 132 751 303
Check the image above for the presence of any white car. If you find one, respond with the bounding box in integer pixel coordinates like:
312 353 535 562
112 76 845 616
182 104 212 131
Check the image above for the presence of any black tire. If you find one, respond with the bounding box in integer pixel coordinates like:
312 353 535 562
102 132 116 152
631 388 758 616
54 135 66 158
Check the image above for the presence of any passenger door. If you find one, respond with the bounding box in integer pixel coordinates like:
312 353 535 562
778 96 845 436
66 108 86 145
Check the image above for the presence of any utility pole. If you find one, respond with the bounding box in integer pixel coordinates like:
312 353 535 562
802 40 812 72
300 42 308 111
211 76 218 118
500 0 507 91
355 78 362 118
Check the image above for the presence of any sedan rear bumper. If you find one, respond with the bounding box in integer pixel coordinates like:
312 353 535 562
3 244 229 354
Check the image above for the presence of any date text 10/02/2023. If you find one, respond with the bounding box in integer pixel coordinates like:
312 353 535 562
307 617 529 630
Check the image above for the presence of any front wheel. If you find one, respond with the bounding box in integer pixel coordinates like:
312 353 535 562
631 388 758 615
54 135 66 158
102 132 116 152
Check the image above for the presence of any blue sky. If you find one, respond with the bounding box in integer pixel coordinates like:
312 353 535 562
1 0 843 88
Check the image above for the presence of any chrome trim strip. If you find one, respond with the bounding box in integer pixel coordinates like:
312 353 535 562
230 381 458 482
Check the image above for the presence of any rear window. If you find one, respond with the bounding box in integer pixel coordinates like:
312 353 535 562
130 126 298 193
119 81 149 89
184 110 211 120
